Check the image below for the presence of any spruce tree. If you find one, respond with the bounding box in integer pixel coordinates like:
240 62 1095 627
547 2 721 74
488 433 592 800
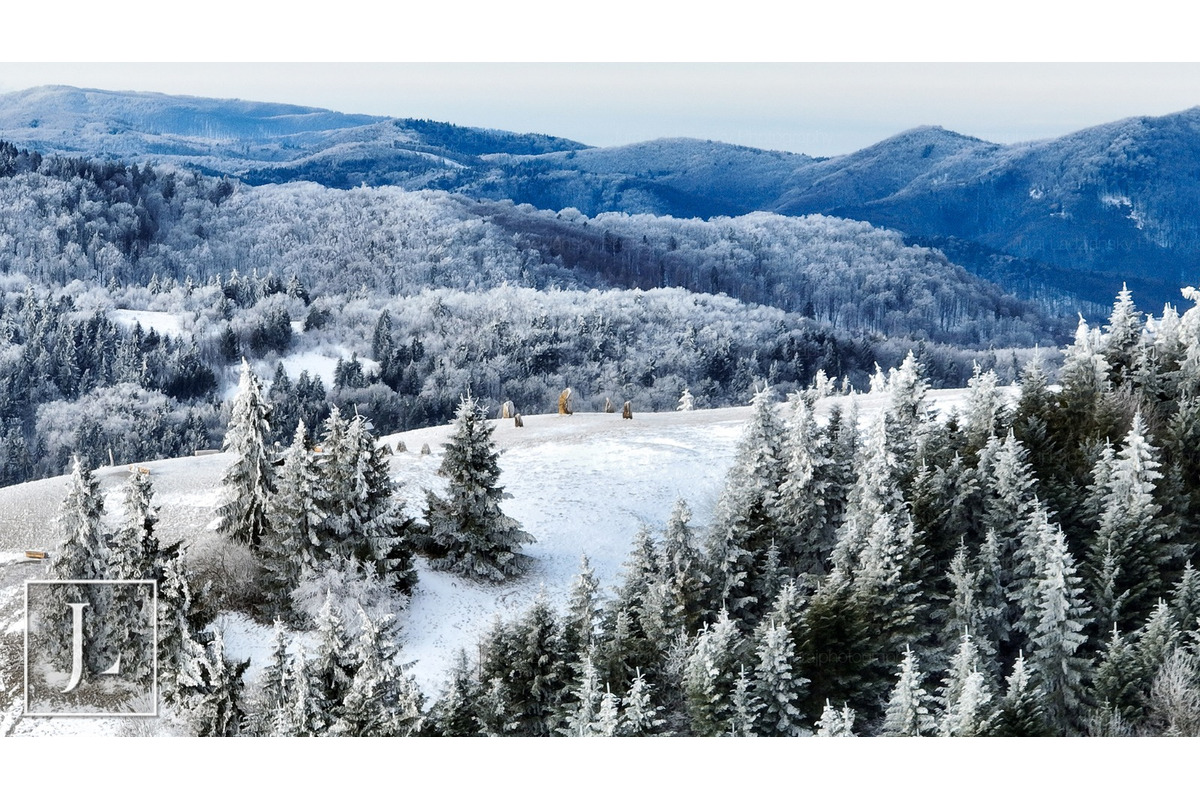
705 386 786 625
683 608 745 736
657 499 708 638
426 395 533 582
815 700 856 736
988 652 1050 736
729 665 762 736
430 649 484 737
775 395 835 576
49 455 108 581
316 409 418 593
216 359 274 549
332 607 424 736
1170 562 1200 634
564 554 602 665
47 456 113 673
620 669 661 736
309 591 355 731
751 623 809 735
882 646 935 736
249 619 293 736
262 420 324 612
185 628 249 737
1029 520 1093 733
1087 413 1170 632
505 592 570 736
562 653 605 736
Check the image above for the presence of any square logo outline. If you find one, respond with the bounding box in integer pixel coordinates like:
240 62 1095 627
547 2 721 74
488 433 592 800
23 579 159 718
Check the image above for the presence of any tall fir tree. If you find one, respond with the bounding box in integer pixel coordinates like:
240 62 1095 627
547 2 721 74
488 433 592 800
750 622 809 735
882 646 935 736
426 395 533 582
331 607 424 736
1029 519 1093 733
1087 413 1171 633
262 420 324 612
216 359 274 549
705 385 786 625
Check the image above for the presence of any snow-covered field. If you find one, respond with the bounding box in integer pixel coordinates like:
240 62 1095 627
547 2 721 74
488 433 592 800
0 387 993 735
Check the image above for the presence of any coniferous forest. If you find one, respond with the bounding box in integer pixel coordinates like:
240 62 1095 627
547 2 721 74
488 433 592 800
3 90 1200 740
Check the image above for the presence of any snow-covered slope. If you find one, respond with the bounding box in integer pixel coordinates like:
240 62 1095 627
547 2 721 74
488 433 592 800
0 388 993 734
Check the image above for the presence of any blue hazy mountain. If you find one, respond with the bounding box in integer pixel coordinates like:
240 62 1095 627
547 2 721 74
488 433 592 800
3 85 1199 306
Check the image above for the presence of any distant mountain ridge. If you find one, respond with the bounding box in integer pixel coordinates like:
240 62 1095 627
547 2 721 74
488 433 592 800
4 85 1200 307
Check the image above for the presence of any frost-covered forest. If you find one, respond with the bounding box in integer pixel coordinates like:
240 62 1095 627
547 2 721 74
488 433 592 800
22 284 1200 736
0 140 1055 486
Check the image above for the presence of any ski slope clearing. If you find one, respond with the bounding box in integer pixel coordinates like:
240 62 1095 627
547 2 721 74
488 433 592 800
0 387 999 733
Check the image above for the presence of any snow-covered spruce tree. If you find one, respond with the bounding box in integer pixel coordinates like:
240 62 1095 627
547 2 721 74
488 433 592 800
1093 624 1145 724
563 554 601 665
962 362 1008 454
49 455 108 581
1086 413 1171 633
248 619 293 736
883 352 932 491
989 652 1050 736
598 527 664 693
216 359 274 550
281 647 323 737
184 628 249 737
729 665 762 736
882 646 935 736
937 632 995 736
828 413 905 583
100 472 161 686
1170 562 1200 634
1101 283 1143 388
107 469 158 581
705 385 786 626
316 409 418 594
46 455 114 672
426 395 533 582
656 499 708 639
751 622 809 735
1029 519 1093 733
683 607 745 736
774 394 835 577
850 511 927 692
430 649 484 737
815 700 856 736
503 592 570 736
331 607 424 736
620 669 662 736
677 387 695 412
595 688 621 736
261 420 324 613
561 653 605 736
309 590 356 732
155 542 210 707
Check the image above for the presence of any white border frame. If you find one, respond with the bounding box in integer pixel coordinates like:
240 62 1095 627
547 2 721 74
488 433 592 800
23 579 159 718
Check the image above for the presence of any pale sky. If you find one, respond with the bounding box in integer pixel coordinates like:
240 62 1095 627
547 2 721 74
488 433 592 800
3 1 1199 157
2 63 1198 157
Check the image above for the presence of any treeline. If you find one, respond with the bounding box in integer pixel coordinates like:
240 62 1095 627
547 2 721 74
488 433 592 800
1 140 1063 348
0 272 1037 487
